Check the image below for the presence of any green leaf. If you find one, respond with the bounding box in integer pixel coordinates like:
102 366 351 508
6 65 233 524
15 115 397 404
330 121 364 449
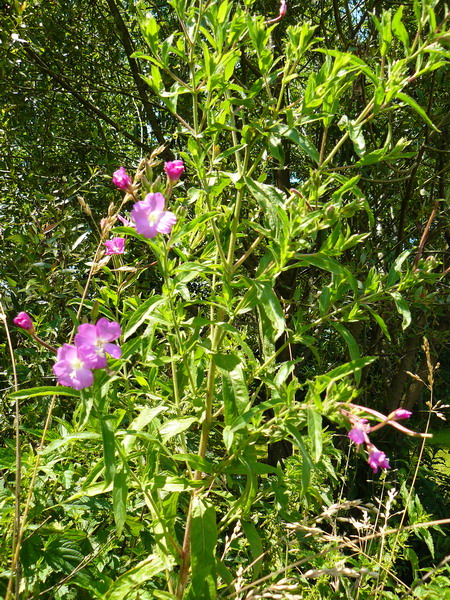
254 280 285 341
188 497 217 600
159 417 197 442
123 295 165 340
100 417 116 485
331 323 361 383
396 92 439 131
123 405 167 453
338 116 366 157
215 354 249 430
244 177 289 242
172 454 215 473
314 357 377 393
152 475 203 492
364 305 391 341
213 353 241 371
390 291 412 329
307 408 323 463
105 555 169 600
8 386 81 400
272 124 320 163
392 6 409 49
283 422 314 491
293 253 357 293
241 521 264 578
113 467 127 536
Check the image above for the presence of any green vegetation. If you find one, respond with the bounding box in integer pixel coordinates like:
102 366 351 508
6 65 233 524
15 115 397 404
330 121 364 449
0 0 449 598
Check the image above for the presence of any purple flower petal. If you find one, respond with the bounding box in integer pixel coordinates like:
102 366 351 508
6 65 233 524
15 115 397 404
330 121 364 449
144 192 166 212
156 211 177 234
104 237 125 255
96 318 121 342
53 343 95 389
367 448 390 473
347 417 369 446
74 318 121 368
112 167 132 192
78 344 107 369
117 214 133 227
130 194 176 239
391 408 412 420
348 427 366 445
104 342 122 359
75 324 98 347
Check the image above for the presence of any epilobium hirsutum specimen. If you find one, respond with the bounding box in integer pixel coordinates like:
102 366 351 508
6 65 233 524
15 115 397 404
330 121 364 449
104 237 125 255
52 318 121 388
74 318 122 369
52 344 97 390
130 193 177 239
342 402 427 473
367 446 390 473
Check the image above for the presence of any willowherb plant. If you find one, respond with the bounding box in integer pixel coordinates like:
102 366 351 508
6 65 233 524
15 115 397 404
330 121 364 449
6 0 448 597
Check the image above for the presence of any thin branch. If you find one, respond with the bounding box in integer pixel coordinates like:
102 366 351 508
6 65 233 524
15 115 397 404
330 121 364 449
104 0 174 160
22 46 155 154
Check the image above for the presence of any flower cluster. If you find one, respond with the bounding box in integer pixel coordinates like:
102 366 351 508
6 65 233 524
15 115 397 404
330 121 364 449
345 406 413 473
110 160 183 243
52 318 122 390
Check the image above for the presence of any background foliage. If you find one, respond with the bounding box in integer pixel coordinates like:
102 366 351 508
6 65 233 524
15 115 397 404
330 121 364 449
0 0 449 598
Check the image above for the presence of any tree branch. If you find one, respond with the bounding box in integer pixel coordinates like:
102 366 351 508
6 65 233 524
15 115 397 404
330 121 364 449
104 0 174 160
22 46 165 156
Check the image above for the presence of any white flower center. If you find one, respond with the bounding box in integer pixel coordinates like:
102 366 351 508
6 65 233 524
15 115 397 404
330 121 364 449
71 358 84 371
95 338 106 355
147 211 161 226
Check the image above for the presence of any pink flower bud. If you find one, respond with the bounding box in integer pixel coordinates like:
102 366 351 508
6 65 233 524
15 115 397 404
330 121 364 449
112 167 132 192
279 0 287 18
390 408 412 420
13 312 34 333
164 160 184 182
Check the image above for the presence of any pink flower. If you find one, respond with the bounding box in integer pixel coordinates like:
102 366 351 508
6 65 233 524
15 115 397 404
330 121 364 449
52 344 97 390
117 214 133 227
348 418 370 446
104 237 125 255
74 317 122 369
367 447 390 473
13 311 34 333
112 167 132 192
130 193 177 239
390 408 412 420
164 160 184 182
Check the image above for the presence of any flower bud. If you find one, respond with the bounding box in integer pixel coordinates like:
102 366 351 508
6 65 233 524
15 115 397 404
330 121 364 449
164 160 184 182
112 167 132 192
13 312 34 333
390 408 412 420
